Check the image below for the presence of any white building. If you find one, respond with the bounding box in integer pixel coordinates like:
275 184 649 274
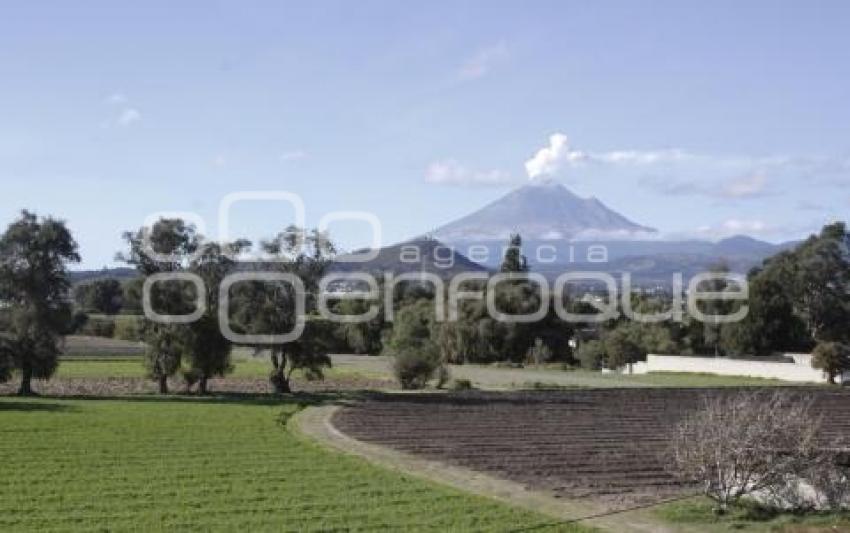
625 353 848 384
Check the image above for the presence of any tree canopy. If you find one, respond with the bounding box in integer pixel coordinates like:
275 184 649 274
0 210 80 395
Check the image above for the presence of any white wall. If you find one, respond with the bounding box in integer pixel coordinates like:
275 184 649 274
627 354 842 384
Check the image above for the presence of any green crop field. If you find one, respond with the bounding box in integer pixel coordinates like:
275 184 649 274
53 355 385 381
54 356 272 379
0 395 586 532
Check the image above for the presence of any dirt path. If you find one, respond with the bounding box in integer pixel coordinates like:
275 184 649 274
291 403 681 533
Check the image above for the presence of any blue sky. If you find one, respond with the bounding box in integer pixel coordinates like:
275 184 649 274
1 1 849 268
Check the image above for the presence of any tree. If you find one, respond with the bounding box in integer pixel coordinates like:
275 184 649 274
719 222 850 357
336 298 384 354
576 339 605 370
75 278 124 314
792 223 850 343
811 342 850 385
603 323 645 370
230 226 336 393
0 211 80 395
698 262 734 357
578 320 675 371
526 337 552 366
500 233 528 273
119 218 201 393
385 298 445 389
669 391 820 514
182 240 249 394
0 342 13 384
721 256 811 355
121 277 144 314
433 240 574 365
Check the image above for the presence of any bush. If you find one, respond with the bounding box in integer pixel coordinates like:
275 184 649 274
78 316 116 338
68 311 89 334
807 450 850 510
113 315 144 341
392 350 440 390
450 378 473 391
812 342 850 385
526 337 553 366
577 340 605 370
668 390 821 514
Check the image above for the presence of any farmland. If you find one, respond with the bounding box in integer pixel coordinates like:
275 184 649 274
3 357 850 532
333 388 850 511
0 394 584 532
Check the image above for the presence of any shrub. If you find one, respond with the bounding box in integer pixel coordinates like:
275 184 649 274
764 445 850 511
450 378 473 391
392 350 440 390
69 311 89 334
603 324 646 369
807 449 850 511
113 315 144 341
668 391 821 514
812 342 850 385
526 337 552 366
577 340 605 370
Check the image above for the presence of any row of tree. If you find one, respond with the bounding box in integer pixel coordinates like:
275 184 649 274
1 208 848 394
119 218 340 394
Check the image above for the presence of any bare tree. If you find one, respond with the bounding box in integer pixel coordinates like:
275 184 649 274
668 390 821 514
807 446 850 511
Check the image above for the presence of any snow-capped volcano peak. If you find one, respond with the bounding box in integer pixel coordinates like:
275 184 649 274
432 182 656 242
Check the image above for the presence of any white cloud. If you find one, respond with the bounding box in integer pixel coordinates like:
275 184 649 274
595 149 690 165
280 150 307 162
117 108 141 126
721 172 767 199
105 93 127 105
640 171 771 200
425 159 513 186
458 42 508 81
212 154 227 167
523 133 690 180
100 93 142 128
524 133 588 180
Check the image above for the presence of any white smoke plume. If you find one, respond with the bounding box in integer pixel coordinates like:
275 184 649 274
524 133 587 180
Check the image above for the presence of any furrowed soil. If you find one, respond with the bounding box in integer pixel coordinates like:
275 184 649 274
333 388 850 512
0 375 393 396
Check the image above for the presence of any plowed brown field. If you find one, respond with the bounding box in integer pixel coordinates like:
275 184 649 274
333 388 850 510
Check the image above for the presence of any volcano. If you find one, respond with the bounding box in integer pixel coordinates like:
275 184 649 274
432 181 656 242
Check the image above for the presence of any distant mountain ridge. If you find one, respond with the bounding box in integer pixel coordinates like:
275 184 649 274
418 181 798 286
76 183 800 288
70 267 137 285
331 238 487 277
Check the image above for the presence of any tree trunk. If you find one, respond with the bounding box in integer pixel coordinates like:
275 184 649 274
198 376 208 395
270 368 291 393
17 362 33 396
269 351 291 393
158 374 168 394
